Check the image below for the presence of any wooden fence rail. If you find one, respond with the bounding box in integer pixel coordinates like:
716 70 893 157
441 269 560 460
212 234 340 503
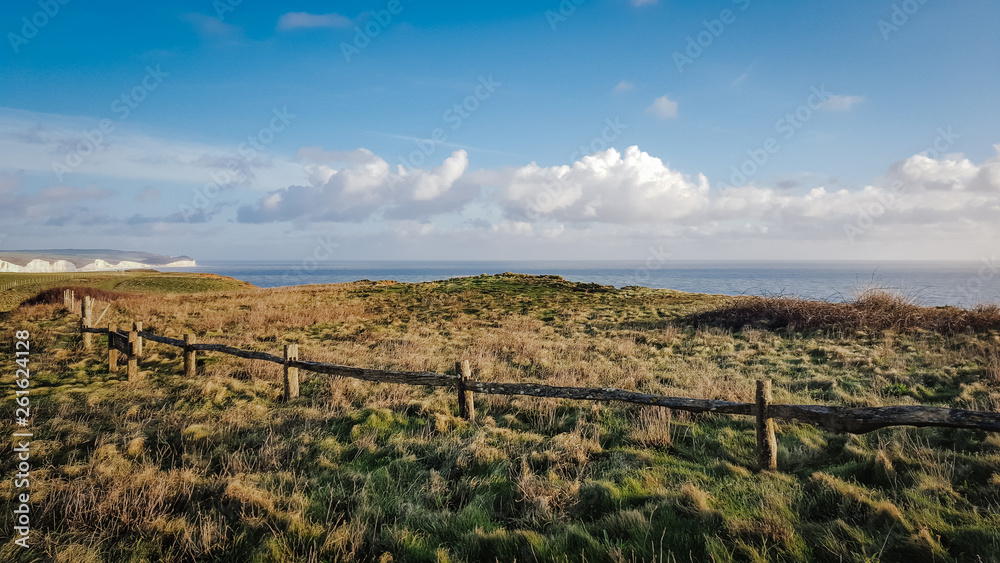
0 271 128 291
75 312 1000 471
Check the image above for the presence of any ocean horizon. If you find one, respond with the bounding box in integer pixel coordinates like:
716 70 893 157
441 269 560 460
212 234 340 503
166 259 1000 308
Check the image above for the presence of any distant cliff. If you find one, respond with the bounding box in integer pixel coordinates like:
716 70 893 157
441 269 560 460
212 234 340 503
0 249 196 273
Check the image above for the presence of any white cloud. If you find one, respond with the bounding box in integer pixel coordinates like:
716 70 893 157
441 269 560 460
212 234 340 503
475 144 1000 257
705 149 1000 238
485 146 709 223
612 81 634 94
820 94 865 111
0 108 306 189
277 12 352 31
969 144 1000 192
237 150 470 223
646 95 678 119
0 173 116 221
3 104 998 260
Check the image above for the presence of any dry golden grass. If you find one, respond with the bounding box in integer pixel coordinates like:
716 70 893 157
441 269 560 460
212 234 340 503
4 274 1000 562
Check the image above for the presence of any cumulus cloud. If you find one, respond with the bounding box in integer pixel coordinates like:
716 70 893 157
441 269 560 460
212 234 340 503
277 12 352 31
646 95 678 119
820 94 865 111
705 147 1000 240
232 141 1000 242
968 144 1000 192
2 102 997 258
237 149 470 223
484 146 709 223
881 152 977 193
474 143 1000 253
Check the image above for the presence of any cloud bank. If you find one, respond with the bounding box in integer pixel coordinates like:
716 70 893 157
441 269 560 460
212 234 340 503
237 149 470 222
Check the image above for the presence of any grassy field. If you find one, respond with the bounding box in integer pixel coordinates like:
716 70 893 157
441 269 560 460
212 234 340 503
1 273 999 562
0 271 252 312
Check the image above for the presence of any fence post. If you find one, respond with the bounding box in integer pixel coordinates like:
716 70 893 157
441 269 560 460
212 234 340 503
284 344 299 400
456 360 476 422
184 334 197 377
133 321 143 357
127 330 139 381
69 289 75 313
82 296 93 350
756 379 777 471
108 323 118 374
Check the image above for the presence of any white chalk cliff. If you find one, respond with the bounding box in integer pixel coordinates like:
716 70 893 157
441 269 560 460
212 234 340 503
0 250 195 273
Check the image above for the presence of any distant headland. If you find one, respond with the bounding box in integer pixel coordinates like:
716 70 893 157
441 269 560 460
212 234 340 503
0 249 196 272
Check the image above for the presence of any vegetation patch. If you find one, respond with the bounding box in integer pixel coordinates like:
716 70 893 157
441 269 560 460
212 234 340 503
1 274 998 561
690 288 1000 334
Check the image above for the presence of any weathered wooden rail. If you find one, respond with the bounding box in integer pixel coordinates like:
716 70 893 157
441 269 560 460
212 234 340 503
0 271 127 291
68 292 1000 471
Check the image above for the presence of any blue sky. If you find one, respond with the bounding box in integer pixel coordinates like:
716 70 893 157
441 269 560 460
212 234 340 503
1 0 998 262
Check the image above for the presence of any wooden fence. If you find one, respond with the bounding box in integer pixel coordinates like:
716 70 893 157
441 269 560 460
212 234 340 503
66 291 1000 471
0 270 126 291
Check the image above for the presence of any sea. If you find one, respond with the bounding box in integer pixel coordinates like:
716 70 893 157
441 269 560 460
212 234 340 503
166 260 999 308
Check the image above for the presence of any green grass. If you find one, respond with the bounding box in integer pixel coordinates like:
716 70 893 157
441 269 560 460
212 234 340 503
1 274 998 562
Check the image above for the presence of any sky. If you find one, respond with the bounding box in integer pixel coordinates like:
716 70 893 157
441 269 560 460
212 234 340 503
1 0 998 262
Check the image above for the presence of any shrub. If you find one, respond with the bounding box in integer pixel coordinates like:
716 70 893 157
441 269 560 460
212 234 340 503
689 289 1000 334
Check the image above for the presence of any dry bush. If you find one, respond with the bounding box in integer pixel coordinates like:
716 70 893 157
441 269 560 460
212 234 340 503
691 289 1000 334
